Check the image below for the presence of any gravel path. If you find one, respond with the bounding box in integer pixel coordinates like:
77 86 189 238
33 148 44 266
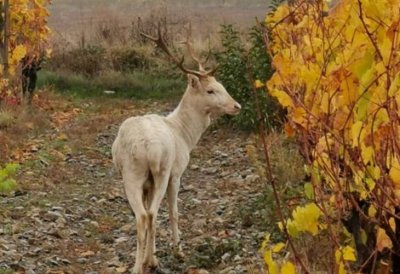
0 98 267 274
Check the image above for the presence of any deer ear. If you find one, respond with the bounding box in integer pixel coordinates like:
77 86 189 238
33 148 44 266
187 74 201 90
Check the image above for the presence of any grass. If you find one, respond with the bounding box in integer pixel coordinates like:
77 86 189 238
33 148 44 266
0 108 15 128
37 69 186 101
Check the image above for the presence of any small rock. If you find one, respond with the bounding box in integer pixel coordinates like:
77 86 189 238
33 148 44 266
190 164 199 170
104 90 116 94
220 267 234 274
233 254 241 261
245 174 260 183
221 252 230 261
80 250 95 257
61 258 71 264
202 167 218 174
114 236 129 244
191 198 201 205
120 223 133 233
78 257 88 264
51 206 64 211
90 221 99 227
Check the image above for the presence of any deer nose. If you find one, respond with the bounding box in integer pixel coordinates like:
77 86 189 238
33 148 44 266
234 102 241 110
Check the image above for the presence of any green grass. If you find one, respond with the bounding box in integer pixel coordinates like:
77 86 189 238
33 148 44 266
37 70 185 100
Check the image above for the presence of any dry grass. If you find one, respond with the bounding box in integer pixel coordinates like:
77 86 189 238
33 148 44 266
0 107 16 128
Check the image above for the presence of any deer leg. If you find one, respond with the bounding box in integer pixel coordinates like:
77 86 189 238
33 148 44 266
123 169 148 274
144 172 169 268
167 177 183 255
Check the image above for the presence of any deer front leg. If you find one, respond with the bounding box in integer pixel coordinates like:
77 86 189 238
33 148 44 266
167 177 184 256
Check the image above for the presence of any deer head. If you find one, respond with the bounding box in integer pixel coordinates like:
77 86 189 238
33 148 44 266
140 24 241 116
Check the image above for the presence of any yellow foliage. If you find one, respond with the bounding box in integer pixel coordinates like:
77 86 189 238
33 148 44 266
264 0 400 272
287 203 322 236
272 242 286 253
10 45 27 64
264 250 278 274
281 262 296 274
1 0 50 98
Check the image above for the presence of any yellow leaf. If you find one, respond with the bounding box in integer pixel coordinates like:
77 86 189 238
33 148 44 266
338 261 347 274
292 107 307 126
342 246 356 261
264 250 278 274
254 80 265 89
389 157 400 187
272 242 285 253
261 233 271 250
361 146 374 164
270 89 293 108
321 92 330 114
281 261 296 274
351 121 363 147
290 203 322 236
389 72 400 97
376 228 393 252
10 45 27 64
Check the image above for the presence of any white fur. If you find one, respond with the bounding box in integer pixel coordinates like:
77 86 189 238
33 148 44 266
112 74 241 273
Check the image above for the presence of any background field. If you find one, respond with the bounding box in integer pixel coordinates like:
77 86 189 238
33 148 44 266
48 0 270 42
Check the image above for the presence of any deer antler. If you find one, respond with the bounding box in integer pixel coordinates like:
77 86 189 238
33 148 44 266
182 24 218 76
140 23 218 77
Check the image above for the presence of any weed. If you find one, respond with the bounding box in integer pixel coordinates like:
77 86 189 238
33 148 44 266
189 237 243 269
240 134 305 240
0 163 20 194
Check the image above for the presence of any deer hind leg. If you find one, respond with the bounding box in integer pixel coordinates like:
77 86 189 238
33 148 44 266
167 177 183 256
143 171 170 268
122 169 149 274
143 175 156 252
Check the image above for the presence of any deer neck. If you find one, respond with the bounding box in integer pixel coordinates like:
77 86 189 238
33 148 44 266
166 92 210 151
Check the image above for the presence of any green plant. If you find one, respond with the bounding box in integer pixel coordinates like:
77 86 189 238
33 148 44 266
216 24 284 131
0 163 20 194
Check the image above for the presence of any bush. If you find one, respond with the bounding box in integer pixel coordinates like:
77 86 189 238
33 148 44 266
109 46 152 72
0 163 20 194
216 24 284 131
50 45 107 77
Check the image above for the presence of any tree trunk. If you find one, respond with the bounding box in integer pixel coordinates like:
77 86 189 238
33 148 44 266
2 0 9 77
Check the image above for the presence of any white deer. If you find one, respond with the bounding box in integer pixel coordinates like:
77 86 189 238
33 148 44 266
112 27 241 273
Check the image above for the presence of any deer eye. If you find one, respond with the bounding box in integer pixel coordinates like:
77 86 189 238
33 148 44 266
207 90 214 94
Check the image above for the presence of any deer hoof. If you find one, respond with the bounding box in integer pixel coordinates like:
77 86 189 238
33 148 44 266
145 255 159 269
131 265 142 274
173 244 185 258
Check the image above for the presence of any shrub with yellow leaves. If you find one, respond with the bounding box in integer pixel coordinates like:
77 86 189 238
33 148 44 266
260 0 400 273
0 0 51 101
